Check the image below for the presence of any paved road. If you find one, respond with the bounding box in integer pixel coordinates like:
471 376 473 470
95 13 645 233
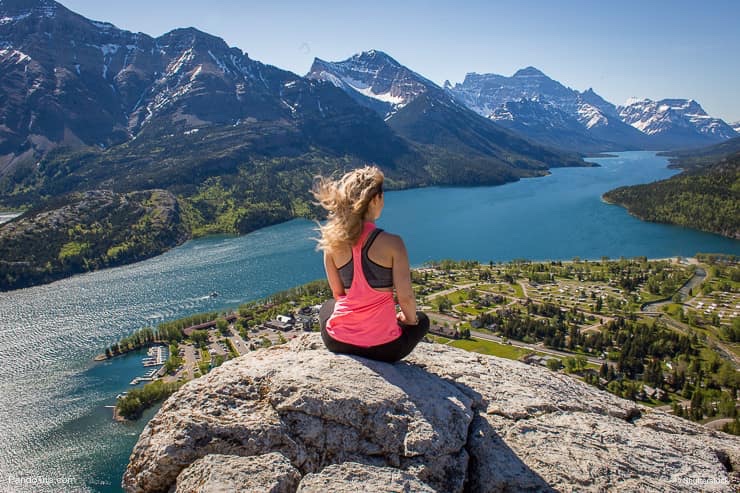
470 330 607 366
642 268 707 314
228 327 250 355
427 283 477 300
640 267 740 367
181 344 197 379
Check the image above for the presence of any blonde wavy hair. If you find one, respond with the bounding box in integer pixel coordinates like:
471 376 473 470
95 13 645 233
312 165 384 253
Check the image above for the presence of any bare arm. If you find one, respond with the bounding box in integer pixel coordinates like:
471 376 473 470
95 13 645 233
391 236 418 324
324 252 346 299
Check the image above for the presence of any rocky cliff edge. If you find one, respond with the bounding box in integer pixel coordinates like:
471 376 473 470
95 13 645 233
122 334 740 492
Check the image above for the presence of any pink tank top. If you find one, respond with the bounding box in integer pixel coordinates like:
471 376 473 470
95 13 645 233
326 222 401 347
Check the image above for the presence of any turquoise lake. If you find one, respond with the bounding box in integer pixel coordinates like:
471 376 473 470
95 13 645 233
0 151 737 491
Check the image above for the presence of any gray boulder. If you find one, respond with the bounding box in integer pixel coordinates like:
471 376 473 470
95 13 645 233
296 462 436 492
174 452 300 493
122 333 740 492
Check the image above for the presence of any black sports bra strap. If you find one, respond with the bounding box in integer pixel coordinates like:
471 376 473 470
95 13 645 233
362 228 383 255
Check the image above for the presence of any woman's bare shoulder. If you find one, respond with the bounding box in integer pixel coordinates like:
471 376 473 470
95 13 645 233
328 245 352 267
376 231 406 251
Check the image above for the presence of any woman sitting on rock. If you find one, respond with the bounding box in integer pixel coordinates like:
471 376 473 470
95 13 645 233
312 165 429 363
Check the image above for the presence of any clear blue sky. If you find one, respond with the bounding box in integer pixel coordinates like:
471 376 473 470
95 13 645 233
60 0 740 122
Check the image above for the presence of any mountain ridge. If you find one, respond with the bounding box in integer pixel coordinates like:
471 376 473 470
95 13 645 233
307 50 586 184
446 69 737 152
0 0 590 290
617 98 737 148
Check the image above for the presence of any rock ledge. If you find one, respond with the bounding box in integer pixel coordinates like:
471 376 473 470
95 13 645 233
123 334 740 492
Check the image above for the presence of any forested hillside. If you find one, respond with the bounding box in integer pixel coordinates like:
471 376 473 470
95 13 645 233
0 189 189 290
603 151 739 239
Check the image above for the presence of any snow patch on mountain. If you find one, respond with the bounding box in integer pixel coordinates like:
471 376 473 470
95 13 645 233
168 48 194 75
208 50 229 74
0 12 31 24
190 65 202 81
578 103 609 129
344 78 406 106
90 21 117 31
0 48 31 64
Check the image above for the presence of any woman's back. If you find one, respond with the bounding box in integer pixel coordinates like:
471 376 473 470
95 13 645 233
313 165 428 362
333 229 396 292
325 222 400 346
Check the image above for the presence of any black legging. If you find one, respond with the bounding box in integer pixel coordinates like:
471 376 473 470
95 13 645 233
319 299 429 363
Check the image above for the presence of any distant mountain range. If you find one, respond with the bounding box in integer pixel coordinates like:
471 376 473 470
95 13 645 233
617 98 737 149
0 0 588 289
306 50 581 185
0 0 584 202
445 69 737 152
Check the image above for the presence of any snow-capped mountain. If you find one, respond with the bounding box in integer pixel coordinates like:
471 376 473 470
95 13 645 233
617 98 738 148
445 68 649 152
0 0 399 173
732 122 740 134
307 50 584 179
0 2 585 197
308 50 442 120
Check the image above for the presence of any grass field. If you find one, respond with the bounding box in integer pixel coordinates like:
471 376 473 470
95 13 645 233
448 337 533 360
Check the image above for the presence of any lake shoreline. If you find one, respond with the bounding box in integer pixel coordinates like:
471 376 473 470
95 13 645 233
0 158 602 294
3 149 729 294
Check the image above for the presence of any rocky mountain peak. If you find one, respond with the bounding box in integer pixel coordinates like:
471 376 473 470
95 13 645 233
156 27 233 54
350 48 400 67
512 65 547 78
617 97 738 143
307 49 438 117
122 334 740 492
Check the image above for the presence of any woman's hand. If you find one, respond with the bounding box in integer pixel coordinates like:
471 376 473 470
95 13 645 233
397 311 418 326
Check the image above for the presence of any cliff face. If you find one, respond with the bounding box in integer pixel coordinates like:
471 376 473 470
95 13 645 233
122 334 740 492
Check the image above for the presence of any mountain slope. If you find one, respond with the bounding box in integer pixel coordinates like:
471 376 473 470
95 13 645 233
617 98 738 149
0 189 189 290
485 99 618 152
0 1 413 173
307 51 586 184
445 69 650 152
661 136 740 169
